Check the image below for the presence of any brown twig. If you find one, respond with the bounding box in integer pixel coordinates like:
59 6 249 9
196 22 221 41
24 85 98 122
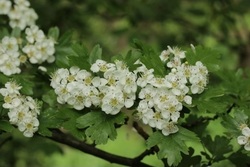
47 129 153 167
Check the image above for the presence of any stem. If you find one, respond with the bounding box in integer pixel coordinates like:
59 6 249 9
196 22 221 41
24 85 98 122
47 129 153 167
0 135 12 148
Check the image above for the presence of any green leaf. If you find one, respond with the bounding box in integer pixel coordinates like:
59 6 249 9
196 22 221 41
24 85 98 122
57 30 73 47
11 27 21 38
55 30 73 68
175 148 202 167
132 39 165 76
203 135 233 162
186 46 221 72
48 27 60 41
0 73 10 84
146 128 199 166
195 97 233 114
222 108 248 136
42 90 57 107
68 44 90 69
60 109 85 141
76 111 125 144
13 74 35 95
89 44 102 64
124 50 142 71
0 28 9 39
38 108 68 136
229 151 250 167
0 120 14 132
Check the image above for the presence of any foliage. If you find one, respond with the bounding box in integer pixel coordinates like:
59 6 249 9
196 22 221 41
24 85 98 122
1 0 250 167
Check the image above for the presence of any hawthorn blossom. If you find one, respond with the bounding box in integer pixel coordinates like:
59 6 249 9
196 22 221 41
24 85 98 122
162 121 179 136
23 34 55 64
7 0 38 30
90 59 115 73
237 126 250 151
25 25 45 43
0 0 11 15
0 81 40 137
101 89 124 115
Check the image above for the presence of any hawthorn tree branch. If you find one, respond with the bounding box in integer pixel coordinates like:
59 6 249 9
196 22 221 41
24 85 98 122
132 122 159 157
47 129 153 167
0 135 12 148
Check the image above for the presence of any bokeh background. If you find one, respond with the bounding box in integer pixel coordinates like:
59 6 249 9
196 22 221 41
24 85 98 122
1 0 250 166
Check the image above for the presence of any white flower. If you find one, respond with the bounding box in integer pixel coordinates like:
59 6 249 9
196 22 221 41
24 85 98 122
2 36 19 53
8 3 38 30
1 81 21 95
159 50 170 62
148 77 170 88
66 82 92 110
91 76 107 88
104 69 120 87
25 96 40 115
0 81 40 138
148 111 166 130
8 104 29 124
165 71 187 96
161 99 182 122
137 100 154 124
25 25 45 43
167 46 186 59
14 0 30 8
189 61 208 94
90 59 115 73
3 94 21 109
237 127 250 151
162 121 179 136
101 89 124 115
0 56 21 76
123 92 136 108
38 66 47 72
118 71 137 94
0 0 11 15
18 116 39 137
136 66 154 88
139 85 156 108
88 86 101 107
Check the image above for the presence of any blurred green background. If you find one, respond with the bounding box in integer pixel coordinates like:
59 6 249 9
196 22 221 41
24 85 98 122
1 0 250 166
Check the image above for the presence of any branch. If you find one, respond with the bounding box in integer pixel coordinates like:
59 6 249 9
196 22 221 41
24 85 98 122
0 135 12 148
132 121 149 140
132 122 159 160
47 129 153 167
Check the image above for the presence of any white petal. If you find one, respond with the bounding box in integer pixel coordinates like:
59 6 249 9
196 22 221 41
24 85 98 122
242 127 250 137
244 142 250 151
237 136 248 145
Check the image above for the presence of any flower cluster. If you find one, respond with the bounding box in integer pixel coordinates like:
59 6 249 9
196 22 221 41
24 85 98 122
0 0 38 30
136 46 208 136
0 81 40 137
0 25 55 75
51 46 208 136
50 60 137 115
0 36 21 76
0 0 55 75
22 25 55 64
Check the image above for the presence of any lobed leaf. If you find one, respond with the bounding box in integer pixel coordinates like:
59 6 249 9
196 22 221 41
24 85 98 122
203 135 233 162
76 111 126 144
89 44 102 64
146 128 200 166
38 108 68 136
48 27 60 41
185 46 221 72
